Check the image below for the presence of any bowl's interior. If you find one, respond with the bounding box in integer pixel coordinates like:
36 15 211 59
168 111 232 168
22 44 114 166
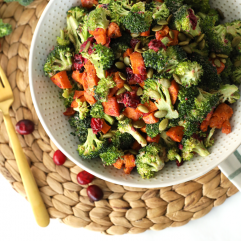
29 0 241 187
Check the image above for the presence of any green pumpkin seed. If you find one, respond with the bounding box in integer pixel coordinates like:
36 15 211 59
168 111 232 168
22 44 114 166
147 68 154 78
234 60 241 68
159 118 169 131
178 33 187 42
117 114 126 121
129 149 138 155
133 119 145 129
160 78 171 88
196 33 205 43
220 58 226 64
124 83 132 91
102 133 113 138
214 58 221 68
124 56 130 66
157 19 168 25
173 74 181 84
119 72 127 80
134 41 141 52
178 40 189 46
210 52 216 59
137 87 143 96
136 48 144 53
216 54 229 59
154 110 167 118
119 56 124 62
137 105 149 113
232 36 241 48
216 8 225 20
169 30 175 39
182 45 192 54
183 32 194 39
150 90 161 100
198 39 205 50
167 14 173 23
152 25 163 32
142 46 149 51
131 33 140 38
116 87 126 95
115 62 126 70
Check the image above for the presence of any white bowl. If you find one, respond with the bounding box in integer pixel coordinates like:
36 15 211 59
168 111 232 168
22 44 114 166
29 0 241 188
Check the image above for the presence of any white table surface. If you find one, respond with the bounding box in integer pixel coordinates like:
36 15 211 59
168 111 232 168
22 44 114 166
0 174 240 241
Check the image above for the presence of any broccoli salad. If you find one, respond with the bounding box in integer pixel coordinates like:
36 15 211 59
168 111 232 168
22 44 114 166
44 0 241 179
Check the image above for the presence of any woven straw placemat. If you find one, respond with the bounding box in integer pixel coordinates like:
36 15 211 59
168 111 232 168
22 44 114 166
0 0 239 235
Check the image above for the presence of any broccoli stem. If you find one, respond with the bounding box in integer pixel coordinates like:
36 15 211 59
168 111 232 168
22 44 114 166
130 128 147 147
104 114 115 125
193 143 210 157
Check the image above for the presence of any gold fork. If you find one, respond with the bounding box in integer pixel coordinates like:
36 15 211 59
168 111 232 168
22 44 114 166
0 66 50 227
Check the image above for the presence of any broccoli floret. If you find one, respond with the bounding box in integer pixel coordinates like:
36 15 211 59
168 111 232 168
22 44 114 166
99 145 124 166
43 46 72 77
82 44 115 79
110 41 130 59
220 58 233 84
67 6 87 22
73 100 89 120
190 53 222 91
78 128 108 159
87 7 110 31
166 46 187 71
146 121 161 138
232 55 241 84
204 127 215 148
90 101 115 125
118 118 147 147
160 131 176 147
57 29 70 46
111 131 135 150
94 76 116 102
179 119 199 137
60 89 75 108
184 0 210 14
136 143 166 179
151 2 170 21
69 113 91 144
0 19 12 37
141 78 162 103
143 49 168 73
173 5 201 37
226 20 241 38
197 9 220 25
175 61 203 87
182 136 210 160
4 0 33 6
216 84 240 104
164 0 184 13
167 147 182 163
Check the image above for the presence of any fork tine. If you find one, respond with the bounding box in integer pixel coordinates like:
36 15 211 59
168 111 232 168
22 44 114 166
0 66 11 90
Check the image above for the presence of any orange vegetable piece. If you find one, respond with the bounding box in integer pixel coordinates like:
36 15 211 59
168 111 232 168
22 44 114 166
82 72 89 91
168 80 179 105
107 22 122 38
139 82 145 88
73 91 84 99
129 52 146 75
212 103 233 120
154 0 163 2
108 86 119 98
123 48 133 58
50 71 72 89
101 119 111 134
85 61 99 89
216 62 225 74
102 97 120 117
200 120 210 132
222 120 231 134
147 134 160 143
123 107 143 121
89 28 107 45
131 140 142 151
167 30 179 46
113 72 125 88
140 126 147 133
209 116 223 129
166 126 184 142
124 167 134 174
124 154 136 168
63 107 76 116
84 91 97 105
71 96 86 108
136 101 158 114
140 28 150 36
81 0 98 8
113 158 124 169
72 71 84 85
143 112 159 124
155 26 170 39
130 86 139 92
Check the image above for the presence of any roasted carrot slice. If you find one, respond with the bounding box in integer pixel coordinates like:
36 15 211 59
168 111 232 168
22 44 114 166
63 107 76 116
102 97 120 117
168 80 179 105
123 107 143 121
72 71 84 85
73 91 84 99
113 158 124 169
222 120 231 134
84 91 97 105
123 48 133 58
101 119 111 134
50 71 72 89
89 28 107 45
147 134 160 143
107 22 122 38
123 167 134 174
124 154 136 168
143 112 159 124
71 96 86 108
131 140 142 151
129 52 146 75
81 0 98 8
140 28 150 36
166 126 184 142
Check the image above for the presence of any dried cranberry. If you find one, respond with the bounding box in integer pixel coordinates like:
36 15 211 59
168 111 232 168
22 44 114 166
148 39 166 52
176 160 184 167
130 39 140 49
53 150 66 166
80 37 95 53
91 118 103 134
192 133 203 141
87 185 103 201
15 120 34 135
126 67 135 82
178 144 183 150
73 54 85 70
134 74 146 83
77 171 95 185
188 9 197 30
118 91 140 108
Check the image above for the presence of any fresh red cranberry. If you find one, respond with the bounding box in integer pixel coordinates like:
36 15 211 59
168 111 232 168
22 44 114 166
176 160 184 167
188 9 197 30
53 150 66 165
15 120 34 135
87 185 103 202
148 39 166 52
91 118 103 134
77 171 95 185
118 91 140 108
130 39 140 49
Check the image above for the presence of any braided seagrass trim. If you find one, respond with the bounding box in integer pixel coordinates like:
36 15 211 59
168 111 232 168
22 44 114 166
0 0 239 235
